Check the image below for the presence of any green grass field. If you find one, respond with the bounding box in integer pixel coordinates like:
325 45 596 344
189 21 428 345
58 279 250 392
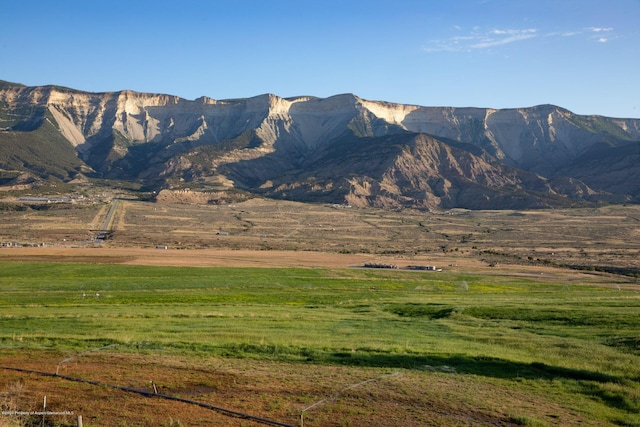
1 261 639 425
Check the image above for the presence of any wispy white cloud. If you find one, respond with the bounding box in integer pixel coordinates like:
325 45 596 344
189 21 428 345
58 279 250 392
423 26 615 53
587 27 615 43
588 27 613 33
470 29 537 49
424 28 537 52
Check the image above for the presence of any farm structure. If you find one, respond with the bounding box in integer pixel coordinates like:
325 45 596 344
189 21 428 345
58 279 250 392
407 265 442 271
363 262 399 269
363 263 443 271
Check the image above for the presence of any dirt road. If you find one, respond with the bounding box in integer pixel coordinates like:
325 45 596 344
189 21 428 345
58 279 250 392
0 246 375 268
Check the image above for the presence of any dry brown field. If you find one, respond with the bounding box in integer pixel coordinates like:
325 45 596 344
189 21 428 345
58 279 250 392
0 351 593 427
0 194 638 274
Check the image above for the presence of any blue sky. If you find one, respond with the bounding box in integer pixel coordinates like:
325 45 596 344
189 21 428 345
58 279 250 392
1 0 639 118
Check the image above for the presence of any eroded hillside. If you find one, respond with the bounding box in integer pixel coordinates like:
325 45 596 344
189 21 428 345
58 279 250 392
1 80 639 209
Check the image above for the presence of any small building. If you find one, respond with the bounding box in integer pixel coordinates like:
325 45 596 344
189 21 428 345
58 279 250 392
407 265 443 272
363 262 399 269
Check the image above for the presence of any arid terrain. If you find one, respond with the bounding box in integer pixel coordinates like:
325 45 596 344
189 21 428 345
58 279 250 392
1 191 639 274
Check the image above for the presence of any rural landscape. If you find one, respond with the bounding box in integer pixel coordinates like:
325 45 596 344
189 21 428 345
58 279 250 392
0 182 639 426
0 80 639 426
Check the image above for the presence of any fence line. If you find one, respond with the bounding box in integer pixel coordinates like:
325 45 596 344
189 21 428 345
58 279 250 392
0 365 294 427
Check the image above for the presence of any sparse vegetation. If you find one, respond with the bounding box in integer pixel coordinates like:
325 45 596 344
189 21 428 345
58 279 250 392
0 194 639 272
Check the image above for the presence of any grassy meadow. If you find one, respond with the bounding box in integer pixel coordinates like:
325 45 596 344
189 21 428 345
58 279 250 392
1 261 639 425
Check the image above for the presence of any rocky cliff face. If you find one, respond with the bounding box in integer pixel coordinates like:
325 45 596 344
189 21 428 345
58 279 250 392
1 80 639 209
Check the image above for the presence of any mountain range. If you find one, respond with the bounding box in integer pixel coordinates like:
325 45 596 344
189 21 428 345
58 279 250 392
1 80 639 209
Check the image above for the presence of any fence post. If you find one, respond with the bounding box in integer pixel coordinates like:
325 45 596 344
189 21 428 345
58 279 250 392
41 395 46 427
77 415 83 427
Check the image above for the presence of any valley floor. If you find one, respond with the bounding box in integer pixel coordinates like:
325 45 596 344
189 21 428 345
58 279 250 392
0 197 638 426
